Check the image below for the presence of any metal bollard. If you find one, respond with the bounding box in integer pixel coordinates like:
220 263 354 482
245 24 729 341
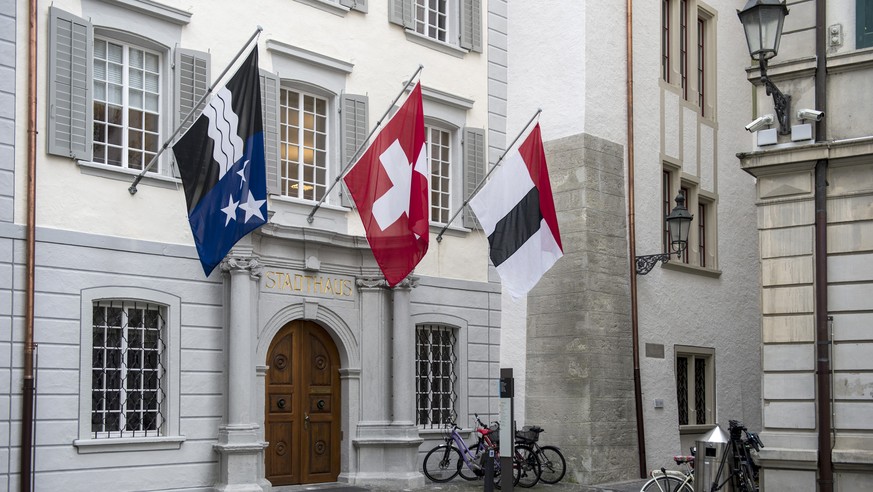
483 448 494 492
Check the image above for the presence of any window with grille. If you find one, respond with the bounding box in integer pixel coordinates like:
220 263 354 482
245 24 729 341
414 0 448 43
662 0 671 82
280 88 329 201
676 348 714 427
92 38 161 171
416 324 458 428
428 126 452 224
91 300 166 438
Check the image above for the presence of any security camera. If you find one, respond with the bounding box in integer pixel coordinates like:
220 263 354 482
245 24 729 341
744 114 775 133
797 108 824 122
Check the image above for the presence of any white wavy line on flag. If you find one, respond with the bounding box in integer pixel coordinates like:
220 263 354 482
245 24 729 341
202 86 244 179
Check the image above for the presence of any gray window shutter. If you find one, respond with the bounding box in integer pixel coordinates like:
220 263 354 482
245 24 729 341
340 93 369 207
388 0 414 28
462 127 485 229
260 70 281 195
174 48 210 135
47 6 92 161
340 0 368 13
460 0 482 52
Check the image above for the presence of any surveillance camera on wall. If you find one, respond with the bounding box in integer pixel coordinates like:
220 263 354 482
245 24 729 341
797 108 824 122
745 114 775 133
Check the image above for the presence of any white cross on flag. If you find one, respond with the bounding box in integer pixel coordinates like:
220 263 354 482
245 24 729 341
343 82 429 286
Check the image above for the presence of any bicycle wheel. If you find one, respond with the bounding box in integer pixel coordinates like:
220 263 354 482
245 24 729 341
640 474 693 492
537 445 566 484
515 444 541 488
459 446 482 481
422 445 463 482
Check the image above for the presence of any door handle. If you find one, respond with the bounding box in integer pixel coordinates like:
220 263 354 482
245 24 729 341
304 413 310 430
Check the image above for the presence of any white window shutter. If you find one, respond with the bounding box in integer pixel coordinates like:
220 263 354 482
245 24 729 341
47 6 92 161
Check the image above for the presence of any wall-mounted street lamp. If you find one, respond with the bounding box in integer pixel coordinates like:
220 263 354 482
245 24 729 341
635 193 694 275
738 0 791 134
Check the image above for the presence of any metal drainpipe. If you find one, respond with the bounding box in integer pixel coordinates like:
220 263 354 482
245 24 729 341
625 0 648 479
21 0 39 490
814 2 833 491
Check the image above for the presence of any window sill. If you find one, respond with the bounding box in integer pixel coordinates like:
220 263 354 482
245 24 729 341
661 261 721 278
679 424 716 435
73 435 186 454
403 30 468 58
77 160 180 191
431 222 472 238
293 0 350 16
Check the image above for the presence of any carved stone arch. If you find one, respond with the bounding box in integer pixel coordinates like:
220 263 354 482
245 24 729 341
258 302 359 369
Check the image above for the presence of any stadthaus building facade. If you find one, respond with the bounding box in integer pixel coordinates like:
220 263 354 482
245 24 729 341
2 0 507 490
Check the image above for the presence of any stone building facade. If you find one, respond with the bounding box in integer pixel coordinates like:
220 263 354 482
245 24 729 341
738 1 873 490
505 0 762 484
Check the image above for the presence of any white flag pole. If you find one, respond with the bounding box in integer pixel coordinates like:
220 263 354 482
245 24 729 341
306 64 424 224
435 108 542 243
128 26 264 195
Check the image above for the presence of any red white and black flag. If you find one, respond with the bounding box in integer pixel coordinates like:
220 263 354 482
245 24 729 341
343 82 429 287
468 123 563 298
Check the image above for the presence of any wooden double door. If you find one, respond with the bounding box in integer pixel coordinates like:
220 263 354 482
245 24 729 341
265 320 341 486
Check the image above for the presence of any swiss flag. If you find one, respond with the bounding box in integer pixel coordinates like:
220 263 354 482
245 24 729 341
344 82 429 287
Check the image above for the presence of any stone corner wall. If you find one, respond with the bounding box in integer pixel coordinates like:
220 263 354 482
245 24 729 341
526 132 638 484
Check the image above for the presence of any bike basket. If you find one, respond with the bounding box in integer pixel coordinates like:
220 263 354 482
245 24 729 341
487 424 500 444
516 427 541 443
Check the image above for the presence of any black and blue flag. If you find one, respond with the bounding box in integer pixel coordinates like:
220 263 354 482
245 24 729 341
173 49 267 276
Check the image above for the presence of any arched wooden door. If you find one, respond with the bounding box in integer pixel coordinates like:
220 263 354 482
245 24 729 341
265 320 341 485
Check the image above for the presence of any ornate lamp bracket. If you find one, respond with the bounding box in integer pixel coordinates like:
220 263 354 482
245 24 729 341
635 253 674 276
760 61 791 135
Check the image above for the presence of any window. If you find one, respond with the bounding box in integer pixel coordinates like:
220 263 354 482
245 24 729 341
698 202 707 268
279 88 328 201
76 287 183 453
414 0 448 43
47 6 206 180
662 0 671 82
679 0 689 100
858 0 873 49
428 125 452 223
676 347 715 427
697 15 706 116
416 324 458 428
662 169 673 253
663 165 718 271
388 0 482 53
660 1 715 117
92 38 161 170
91 300 166 438
679 186 690 264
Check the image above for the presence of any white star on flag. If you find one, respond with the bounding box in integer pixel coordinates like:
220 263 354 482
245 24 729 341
221 195 239 226
239 191 266 223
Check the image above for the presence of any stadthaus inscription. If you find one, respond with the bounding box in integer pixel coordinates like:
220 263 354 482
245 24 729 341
263 271 354 297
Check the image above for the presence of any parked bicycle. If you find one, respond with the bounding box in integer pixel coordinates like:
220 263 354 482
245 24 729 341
459 414 541 488
515 425 567 485
640 420 763 492
422 414 516 488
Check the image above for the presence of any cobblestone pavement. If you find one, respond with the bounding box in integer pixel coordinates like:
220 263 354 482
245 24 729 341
275 477 650 492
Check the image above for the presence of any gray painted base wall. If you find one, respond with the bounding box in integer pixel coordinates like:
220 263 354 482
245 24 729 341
525 132 638 485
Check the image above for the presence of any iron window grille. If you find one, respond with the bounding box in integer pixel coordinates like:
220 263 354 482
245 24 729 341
677 352 711 426
91 300 166 438
415 324 458 428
